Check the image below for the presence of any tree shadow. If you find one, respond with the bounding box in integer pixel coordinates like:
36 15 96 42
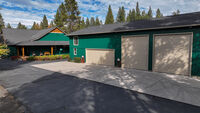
10 71 200 113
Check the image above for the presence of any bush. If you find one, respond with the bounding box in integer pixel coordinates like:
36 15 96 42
27 56 35 61
74 57 81 63
25 54 70 61
11 56 20 60
0 44 10 58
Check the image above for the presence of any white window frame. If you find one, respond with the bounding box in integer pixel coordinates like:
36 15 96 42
73 37 79 46
74 48 77 55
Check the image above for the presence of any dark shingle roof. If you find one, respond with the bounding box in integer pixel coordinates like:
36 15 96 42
69 11 200 36
2 27 62 46
18 41 69 46
2 29 39 45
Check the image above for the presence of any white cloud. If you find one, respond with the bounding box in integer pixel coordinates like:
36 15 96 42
1 0 200 28
0 9 53 28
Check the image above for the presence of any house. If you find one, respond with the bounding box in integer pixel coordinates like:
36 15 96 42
1 27 69 56
68 11 200 76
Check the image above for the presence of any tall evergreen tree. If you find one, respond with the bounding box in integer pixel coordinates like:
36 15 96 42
0 13 4 33
131 9 136 21
50 21 55 28
172 9 180 15
95 17 100 25
126 9 136 22
17 22 27 29
64 0 80 33
54 3 68 31
126 10 132 22
135 2 141 20
31 22 38 30
86 17 90 27
105 5 114 24
80 17 85 29
156 8 163 18
35 23 40 30
90 17 95 26
42 15 48 29
40 22 43 29
147 6 153 18
6 23 12 28
116 6 126 23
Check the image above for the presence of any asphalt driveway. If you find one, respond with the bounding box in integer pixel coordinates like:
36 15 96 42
0 60 200 113
33 61 200 107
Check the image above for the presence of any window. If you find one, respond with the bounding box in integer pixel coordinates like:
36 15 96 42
73 37 79 46
74 48 77 55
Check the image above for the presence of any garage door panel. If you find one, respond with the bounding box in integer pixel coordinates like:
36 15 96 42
153 34 192 75
122 35 149 70
86 49 115 66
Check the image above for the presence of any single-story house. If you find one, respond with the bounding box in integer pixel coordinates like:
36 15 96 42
1 27 69 56
68 11 200 76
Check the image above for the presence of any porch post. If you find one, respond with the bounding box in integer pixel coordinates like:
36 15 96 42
22 46 25 57
51 46 53 55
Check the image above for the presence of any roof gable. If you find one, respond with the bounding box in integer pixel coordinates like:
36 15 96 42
2 27 67 45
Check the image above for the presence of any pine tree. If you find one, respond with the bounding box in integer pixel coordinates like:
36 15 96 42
141 10 146 19
80 17 85 29
147 6 153 19
117 6 126 23
131 9 136 21
42 15 48 29
95 17 100 25
172 9 180 15
0 13 4 33
31 22 37 30
86 17 90 27
6 23 12 28
64 0 80 33
54 3 67 29
105 5 114 24
50 21 55 28
17 22 27 29
126 9 136 22
136 2 141 20
40 22 43 29
126 10 132 22
35 23 40 30
90 17 95 26
156 8 163 18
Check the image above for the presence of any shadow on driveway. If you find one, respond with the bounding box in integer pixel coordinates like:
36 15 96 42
11 72 200 113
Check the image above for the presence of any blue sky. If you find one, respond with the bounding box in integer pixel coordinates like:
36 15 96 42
1 0 200 28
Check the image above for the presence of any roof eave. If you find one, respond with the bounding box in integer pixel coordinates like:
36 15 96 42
68 24 200 37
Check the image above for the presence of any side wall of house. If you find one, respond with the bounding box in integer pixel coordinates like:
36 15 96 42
69 27 200 76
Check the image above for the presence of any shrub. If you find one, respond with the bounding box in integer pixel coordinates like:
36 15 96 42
27 56 35 61
11 56 20 60
25 54 70 61
74 57 81 63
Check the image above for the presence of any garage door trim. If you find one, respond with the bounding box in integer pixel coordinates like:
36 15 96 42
121 34 149 71
152 32 193 76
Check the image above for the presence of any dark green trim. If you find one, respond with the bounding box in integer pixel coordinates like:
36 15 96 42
148 34 153 71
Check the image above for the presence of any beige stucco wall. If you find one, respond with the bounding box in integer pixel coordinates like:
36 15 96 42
153 33 192 75
121 35 149 70
86 49 115 66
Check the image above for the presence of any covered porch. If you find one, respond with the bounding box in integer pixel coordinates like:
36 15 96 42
16 41 69 57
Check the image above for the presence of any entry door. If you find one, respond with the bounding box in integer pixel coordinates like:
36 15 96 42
121 35 149 70
153 33 192 75
86 49 115 66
